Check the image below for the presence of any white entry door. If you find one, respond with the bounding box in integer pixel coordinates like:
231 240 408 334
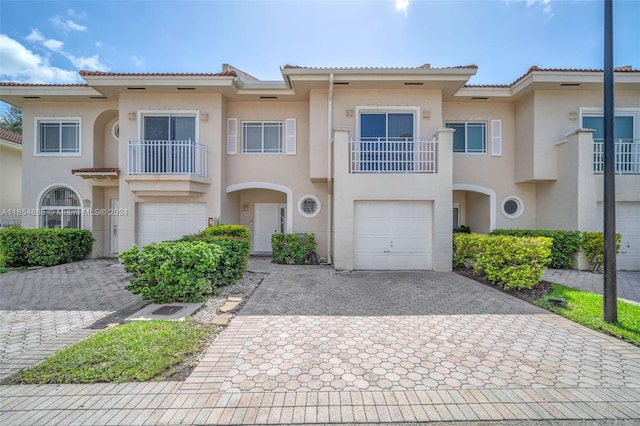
110 199 119 254
254 203 286 252
354 200 433 270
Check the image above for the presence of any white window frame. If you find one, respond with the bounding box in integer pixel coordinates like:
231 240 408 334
579 107 639 139
34 117 82 156
241 121 284 154
112 121 120 141
37 183 83 229
355 106 420 140
453 203 460 229
298 195 321 219
447 121 488 154
137 110 200 141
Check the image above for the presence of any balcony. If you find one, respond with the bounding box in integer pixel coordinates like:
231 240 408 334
126 140 211 197
593 139 640 174
349 138 438 173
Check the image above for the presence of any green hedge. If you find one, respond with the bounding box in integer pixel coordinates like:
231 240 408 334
581 231 621 273
119 241 223 303
490 229 581 269
454 233 552 290
0 228 94 267
272 233 317 265
199 224 250 240
181 234 250 287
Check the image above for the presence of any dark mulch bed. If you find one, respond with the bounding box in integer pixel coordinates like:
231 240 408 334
454 267 554 303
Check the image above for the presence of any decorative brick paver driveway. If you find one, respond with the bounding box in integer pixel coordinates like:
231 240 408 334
1 259 640 424
0 259 145 381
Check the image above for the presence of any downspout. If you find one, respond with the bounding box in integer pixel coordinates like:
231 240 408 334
326 73 334 264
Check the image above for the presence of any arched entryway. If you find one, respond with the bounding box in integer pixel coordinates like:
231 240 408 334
226 182 293 253
452 184 496 234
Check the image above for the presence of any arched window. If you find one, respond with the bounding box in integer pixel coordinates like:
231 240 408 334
40 186 82 229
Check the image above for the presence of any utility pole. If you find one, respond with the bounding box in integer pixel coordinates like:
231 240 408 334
603 0 617 323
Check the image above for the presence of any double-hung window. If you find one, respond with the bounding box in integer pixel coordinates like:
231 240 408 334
448 122 487 153
36 119 80 154
242 122 283 153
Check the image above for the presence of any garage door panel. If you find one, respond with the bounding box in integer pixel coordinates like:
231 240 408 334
596 202 640 270
138 203 206 247
354 200 432 270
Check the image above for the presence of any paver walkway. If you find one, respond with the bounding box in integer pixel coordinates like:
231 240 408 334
0 259 145 380
543 269 640 303
1 258 640 425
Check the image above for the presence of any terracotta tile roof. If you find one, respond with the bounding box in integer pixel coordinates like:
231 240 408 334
0 127 22 144
0 82 88 87
465 65 640 88
79 70 237 77
283 64 478 70
71 168 120 174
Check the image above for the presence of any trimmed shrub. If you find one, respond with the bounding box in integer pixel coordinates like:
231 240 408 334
453 225 471 234
199 224 250 240
119 241 223 303
581 231 621 273
453 233 552 290
272 233 317 265
490 229 581 269
181 234 250 287
0 228 94 267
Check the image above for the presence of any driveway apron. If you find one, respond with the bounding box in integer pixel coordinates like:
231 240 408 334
1 259 640 424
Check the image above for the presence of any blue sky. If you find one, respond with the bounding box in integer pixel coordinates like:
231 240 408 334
0 0 638 87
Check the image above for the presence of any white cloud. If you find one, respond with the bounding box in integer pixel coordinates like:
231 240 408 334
95 41 103 48
43 39 64 52
66 54 108 71
510 0 554 17
395 0 409 15
130 55 145 69
0 34 80 83
25 29 44 43
50 15 87 32
67 9 87 20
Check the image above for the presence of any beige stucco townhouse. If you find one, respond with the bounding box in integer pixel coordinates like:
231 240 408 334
0 64 638 270
0 126 22 227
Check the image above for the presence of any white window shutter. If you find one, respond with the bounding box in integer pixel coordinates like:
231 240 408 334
491 119 502 156
286 118 296 155
227 118 237 154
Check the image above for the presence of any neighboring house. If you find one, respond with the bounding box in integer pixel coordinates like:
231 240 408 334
0 126 22 228
0 64 638 270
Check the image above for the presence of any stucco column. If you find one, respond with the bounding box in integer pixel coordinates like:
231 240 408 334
432 128 454 272
332 129 352 270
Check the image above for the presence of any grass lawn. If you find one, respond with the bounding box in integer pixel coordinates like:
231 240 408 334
534 283 640 346
8 320 216 384
0 268 7 274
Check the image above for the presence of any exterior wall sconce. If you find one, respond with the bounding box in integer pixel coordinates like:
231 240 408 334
569 111 578 121
422 111 431 119
83 199 91 207
346 109 354 118
201 113 209 121
128 112 136 120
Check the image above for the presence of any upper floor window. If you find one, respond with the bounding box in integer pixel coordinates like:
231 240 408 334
36 119 80 155
582 114 635 142
361 112 414 141
448 122 487 153
242 121 283 153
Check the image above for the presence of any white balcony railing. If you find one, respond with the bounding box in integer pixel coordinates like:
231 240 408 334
349 138 438 173
128 140 208 177
593 139 640 174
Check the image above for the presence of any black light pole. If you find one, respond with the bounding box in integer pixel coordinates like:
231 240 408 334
603 0 617 323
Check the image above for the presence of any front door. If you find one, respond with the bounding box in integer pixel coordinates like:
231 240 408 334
254 203 286 252
110 199 119 254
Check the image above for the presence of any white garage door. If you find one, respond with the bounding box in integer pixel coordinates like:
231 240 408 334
597 202 640 270
137 203 206 247
354 200 432 270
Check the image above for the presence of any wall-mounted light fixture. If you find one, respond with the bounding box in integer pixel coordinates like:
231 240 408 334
346 109 354 118
128 112 136 120
83 199 91 208
569 111 578 121
201 113 209 121
242 204 249 212
422 111 431 119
